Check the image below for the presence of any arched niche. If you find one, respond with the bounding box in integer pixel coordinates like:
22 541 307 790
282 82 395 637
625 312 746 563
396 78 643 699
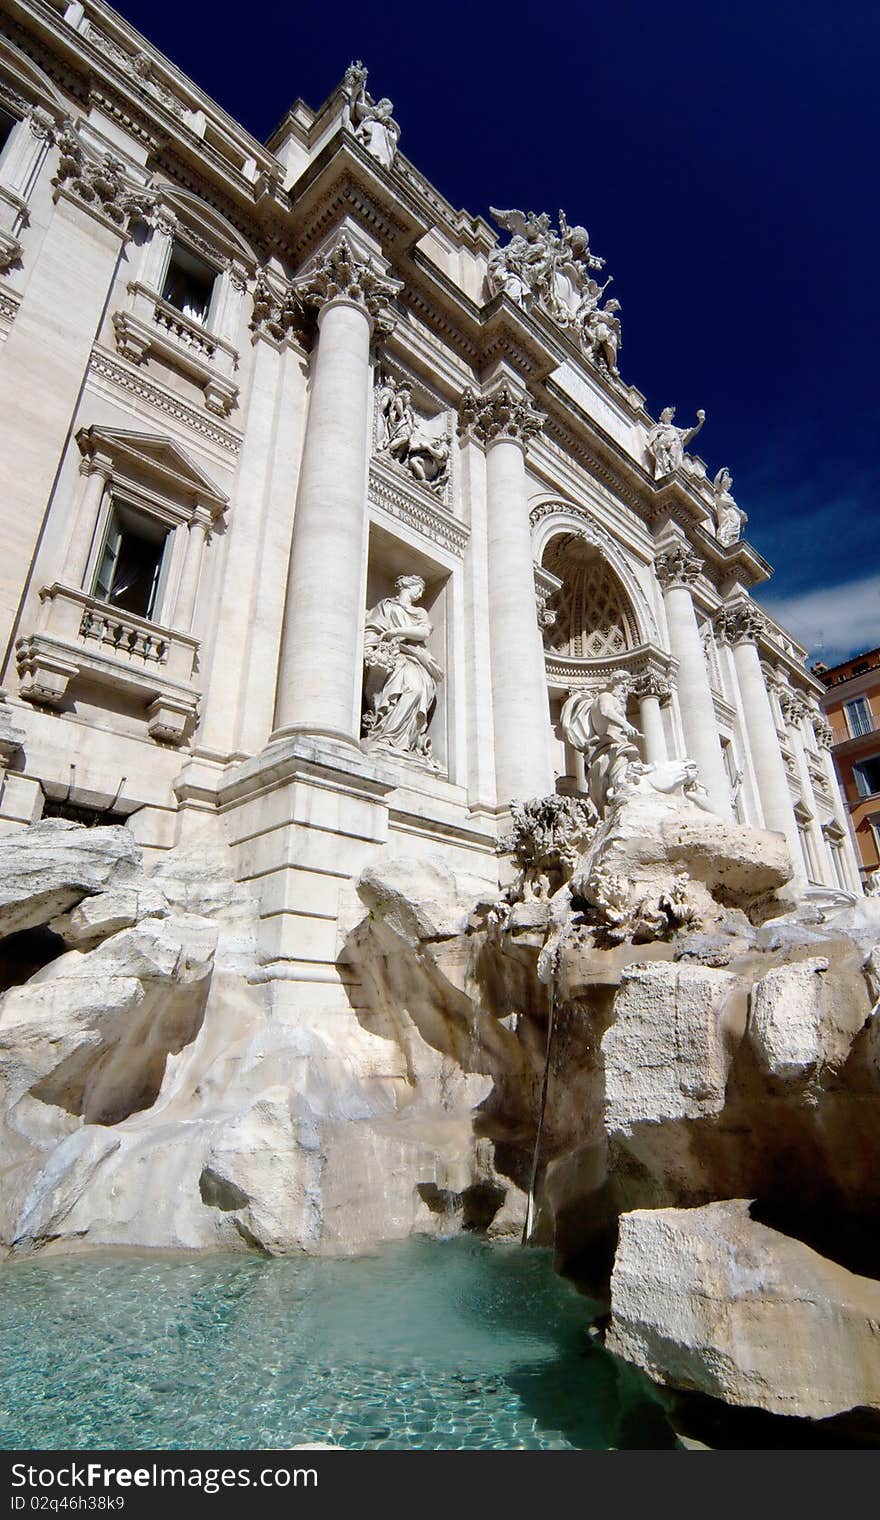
530 499 657 648
542 531 640 660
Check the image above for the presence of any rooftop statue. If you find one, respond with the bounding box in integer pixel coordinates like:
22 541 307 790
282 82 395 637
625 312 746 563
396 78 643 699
488 208 621 373
711 468 748 546
645 406 706 479
343 61 400 169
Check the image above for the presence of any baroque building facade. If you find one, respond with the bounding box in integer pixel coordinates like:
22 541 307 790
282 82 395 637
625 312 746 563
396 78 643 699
0 0 863 1019
816 646 880 886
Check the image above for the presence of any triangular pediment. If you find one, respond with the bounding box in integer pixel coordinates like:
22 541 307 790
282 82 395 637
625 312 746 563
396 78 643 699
76 426 228 511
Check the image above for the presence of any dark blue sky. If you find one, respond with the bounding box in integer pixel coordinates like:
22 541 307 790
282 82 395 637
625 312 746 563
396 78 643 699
113 0 880 663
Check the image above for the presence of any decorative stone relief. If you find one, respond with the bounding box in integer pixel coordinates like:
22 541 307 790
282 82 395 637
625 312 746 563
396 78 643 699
579 863 700 945
487 208 622 374
814 715 834 750
375 373 450 491
654 541 703 589
711 468 748 546
458 383 544 448
778 687 804 726
295 235 402 337
535 589 557 632
342 62 401 170
714 601 765 646
52 124 154 232
645 407 705 479
362 574 443 767
497 794 597 903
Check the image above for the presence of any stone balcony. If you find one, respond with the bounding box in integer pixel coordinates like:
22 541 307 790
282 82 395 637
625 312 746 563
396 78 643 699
112 281 239 416
15 583 200 745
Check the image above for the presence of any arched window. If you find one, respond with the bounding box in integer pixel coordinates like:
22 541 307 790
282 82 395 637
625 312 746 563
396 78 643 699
542 533 638 660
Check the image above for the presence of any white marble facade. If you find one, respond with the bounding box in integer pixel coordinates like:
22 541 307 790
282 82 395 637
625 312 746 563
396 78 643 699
0 0 862 1006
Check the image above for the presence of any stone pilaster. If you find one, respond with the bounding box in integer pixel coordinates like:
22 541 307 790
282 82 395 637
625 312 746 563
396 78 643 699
459 382 553 804
715 603 804 874
0 125 152 678
655 542 731 816
272 235 402 745
777 686 830 886
812 708 863 892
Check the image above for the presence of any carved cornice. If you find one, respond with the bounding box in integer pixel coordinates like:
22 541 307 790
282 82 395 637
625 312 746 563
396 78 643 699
88 348 242 456
458 382 544 448
368 460 469 557
714 601 765 646
294 233 402 337
654 541 703 589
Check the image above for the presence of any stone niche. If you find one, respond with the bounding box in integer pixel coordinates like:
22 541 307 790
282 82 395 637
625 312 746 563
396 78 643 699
362 523 452 776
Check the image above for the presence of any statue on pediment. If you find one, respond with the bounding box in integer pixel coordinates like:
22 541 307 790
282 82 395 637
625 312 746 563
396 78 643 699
645 406 706 479
343 61 400 169
711 468 748 546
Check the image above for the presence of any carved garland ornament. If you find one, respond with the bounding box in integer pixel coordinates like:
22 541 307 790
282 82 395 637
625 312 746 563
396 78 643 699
53 124 155 231
458 383 544 448
294 235 403 337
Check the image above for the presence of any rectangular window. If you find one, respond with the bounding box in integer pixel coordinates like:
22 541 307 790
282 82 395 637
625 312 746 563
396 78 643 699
93 504 169 622
0 105 17 157
161 241 217 327
853 755 880 798
845 697 874 738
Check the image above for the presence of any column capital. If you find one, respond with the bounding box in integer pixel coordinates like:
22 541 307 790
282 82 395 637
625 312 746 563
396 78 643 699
654 539 703 589
777 686 811 726
52 124 155 237
249 270 304 348
714 599 765 646
458 381 544 450
294 234 402 337
631 669 672 703
814 715 834 750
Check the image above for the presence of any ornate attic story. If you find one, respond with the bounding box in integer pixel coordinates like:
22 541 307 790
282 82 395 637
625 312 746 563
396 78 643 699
0 0 873 1446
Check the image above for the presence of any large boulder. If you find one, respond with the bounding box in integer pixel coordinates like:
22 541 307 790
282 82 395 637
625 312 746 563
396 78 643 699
0 819 141 938
607 1200 880 1421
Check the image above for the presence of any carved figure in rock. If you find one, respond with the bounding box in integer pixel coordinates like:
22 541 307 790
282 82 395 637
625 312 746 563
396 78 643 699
623 758 717 815
343 61 400 168
376 375 449 489
362 575 443 764
711 468 748 546
560 675 641 816
645 406 705 479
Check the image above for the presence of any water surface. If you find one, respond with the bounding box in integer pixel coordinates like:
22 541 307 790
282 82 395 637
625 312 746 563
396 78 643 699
0 1236 673 1449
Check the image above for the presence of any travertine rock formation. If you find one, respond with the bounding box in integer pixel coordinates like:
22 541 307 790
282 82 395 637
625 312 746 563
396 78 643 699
606 1201 880 1421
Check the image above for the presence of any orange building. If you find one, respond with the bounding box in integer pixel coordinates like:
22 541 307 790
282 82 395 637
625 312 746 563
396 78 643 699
815 646 880 884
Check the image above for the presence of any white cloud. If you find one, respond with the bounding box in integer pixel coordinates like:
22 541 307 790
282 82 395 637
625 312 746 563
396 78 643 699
758 573 880 665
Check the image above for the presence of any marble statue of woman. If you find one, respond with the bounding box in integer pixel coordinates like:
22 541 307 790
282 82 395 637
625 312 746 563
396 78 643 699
362 575 443 764
343 61 400 169
712 468 748 546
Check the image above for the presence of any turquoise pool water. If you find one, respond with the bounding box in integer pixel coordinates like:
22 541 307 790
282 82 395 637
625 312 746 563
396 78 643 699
0 1236 675 1450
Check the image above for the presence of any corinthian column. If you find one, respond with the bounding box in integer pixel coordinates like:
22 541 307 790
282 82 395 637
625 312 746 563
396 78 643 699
271 235 401 745
459 383 553 804
655 542 732 816
716 603 804 873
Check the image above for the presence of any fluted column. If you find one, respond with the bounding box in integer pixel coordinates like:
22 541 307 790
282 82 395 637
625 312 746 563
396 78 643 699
173 518 211 631
61 441 113 588
631 671 670 764
272 236 401 745
459 383 553 804
655 543 731 816
716 603 804 874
